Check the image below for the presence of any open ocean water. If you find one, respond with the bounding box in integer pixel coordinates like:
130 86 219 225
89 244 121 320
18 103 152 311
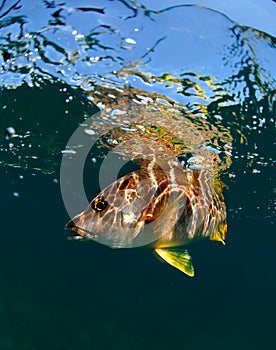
0 1 275 349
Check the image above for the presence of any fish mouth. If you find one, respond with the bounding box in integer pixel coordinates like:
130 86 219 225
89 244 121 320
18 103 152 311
65 219 97 241
65 219 87 240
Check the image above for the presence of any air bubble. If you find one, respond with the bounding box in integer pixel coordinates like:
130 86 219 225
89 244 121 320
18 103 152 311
4 126 16 140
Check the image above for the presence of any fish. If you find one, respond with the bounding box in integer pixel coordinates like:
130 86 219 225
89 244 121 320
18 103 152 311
64 101 230 276
65 139 227 277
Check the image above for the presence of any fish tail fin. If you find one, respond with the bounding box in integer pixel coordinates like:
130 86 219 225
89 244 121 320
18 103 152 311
154 248 195 277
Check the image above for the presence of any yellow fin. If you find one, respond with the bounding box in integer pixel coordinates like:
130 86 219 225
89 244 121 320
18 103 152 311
154 248 195 277
210 221 227 245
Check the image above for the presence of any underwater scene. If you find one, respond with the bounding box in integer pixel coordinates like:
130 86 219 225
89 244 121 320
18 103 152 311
0 1 275 349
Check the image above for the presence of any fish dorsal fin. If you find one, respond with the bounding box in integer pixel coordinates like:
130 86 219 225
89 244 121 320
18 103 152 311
154 248 195 277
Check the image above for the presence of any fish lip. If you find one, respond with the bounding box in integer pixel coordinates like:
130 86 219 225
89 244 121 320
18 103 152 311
65 219 97 240
65 219 77 231
67 233 84 241
65 219 85 240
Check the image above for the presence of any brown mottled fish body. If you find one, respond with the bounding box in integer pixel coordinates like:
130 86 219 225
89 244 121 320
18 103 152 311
66 152 227 276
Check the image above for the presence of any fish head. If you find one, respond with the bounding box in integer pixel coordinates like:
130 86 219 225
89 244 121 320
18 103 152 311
65 168 180 248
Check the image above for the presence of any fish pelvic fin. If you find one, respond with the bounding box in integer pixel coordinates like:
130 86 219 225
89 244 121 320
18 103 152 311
154 248 195 277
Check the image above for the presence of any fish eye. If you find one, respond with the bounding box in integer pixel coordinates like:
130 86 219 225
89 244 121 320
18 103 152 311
91 196 108 213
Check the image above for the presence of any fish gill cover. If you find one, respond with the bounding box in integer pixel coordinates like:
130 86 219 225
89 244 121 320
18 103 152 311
0 0 275 228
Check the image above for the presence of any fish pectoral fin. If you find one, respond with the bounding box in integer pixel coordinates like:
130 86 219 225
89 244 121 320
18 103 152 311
154 248 195 277
151 191 187 239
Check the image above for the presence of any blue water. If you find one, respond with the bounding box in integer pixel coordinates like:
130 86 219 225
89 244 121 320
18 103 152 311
0 1 275 349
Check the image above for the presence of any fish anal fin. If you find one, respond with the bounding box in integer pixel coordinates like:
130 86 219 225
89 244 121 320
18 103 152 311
154 248 195 277
210 221 227 245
